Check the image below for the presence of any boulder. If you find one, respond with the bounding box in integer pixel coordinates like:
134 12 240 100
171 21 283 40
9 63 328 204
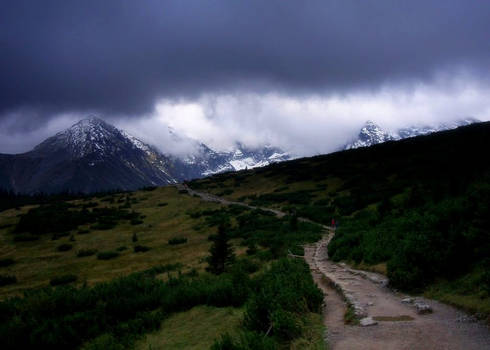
360 317 378 327
415 302 432 314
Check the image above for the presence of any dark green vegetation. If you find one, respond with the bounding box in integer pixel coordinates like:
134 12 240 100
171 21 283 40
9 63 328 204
0 189 125 213
77 249 97 258
14 201 143 237
206 224 236 275
0 184 324 349
189 205 322 259
97 251 120 260
329 184 490 292
0 258 321 349
133 245 151 253
168 237 188 245
50 274 78 286
57 243 73 252
0 275 17 287
190 122 490 318
0 258 15 267
211 259 323 349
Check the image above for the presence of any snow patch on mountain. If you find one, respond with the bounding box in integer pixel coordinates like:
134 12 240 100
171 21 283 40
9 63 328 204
345 118 479 150
120 130 151 154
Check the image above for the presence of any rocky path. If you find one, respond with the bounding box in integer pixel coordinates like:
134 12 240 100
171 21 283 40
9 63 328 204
177 184 286 217
179 185 490 349
305 231 490 350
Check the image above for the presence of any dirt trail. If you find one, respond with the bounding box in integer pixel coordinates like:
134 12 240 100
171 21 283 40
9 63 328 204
179 185 490 349
305 231 490 350
178 184 286 217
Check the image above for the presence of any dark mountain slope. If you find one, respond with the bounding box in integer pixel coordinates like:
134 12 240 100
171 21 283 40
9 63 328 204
195 121 490 200
344 118 479 149
0 118 180 193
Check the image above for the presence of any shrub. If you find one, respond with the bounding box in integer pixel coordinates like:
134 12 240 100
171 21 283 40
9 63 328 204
97 251 120 260
130 219 143 225
77 249 97 257
0 258 14 267
50 274 77 286
243 259 323 340
51 232 70 240
211 331 277 350
157 202 168 207
13 234 39 242
168 237 187 245
133 245 150 253
116 246 127 252
77 229 90 234
81 333 125 350
132 233 138 242
91 221 117 230
234 258 259 274
0 274 17 287
57 243 73 252
246 242 257 256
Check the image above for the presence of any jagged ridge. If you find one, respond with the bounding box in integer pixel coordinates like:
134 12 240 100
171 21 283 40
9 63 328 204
0 117 291 193
344 118 480 150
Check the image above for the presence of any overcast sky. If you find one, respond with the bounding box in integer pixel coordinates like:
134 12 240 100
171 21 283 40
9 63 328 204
1 1 489 155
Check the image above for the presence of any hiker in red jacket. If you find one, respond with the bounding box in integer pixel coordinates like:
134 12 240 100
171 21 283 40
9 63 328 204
331 218 335 229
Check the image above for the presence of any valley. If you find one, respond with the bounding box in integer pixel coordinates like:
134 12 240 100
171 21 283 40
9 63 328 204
0 122 489 349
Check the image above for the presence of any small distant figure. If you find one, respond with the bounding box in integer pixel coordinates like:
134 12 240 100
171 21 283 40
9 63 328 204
331 218 335 229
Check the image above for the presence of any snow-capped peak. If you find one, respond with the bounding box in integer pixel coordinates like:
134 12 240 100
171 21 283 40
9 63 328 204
120 130 151 153
344 118 480 150
33 116 125 158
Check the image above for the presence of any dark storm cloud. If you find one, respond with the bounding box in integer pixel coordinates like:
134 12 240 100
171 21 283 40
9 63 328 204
1 0 490 121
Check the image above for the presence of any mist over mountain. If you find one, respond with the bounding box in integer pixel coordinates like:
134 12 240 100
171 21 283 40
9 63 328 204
0 118 291 193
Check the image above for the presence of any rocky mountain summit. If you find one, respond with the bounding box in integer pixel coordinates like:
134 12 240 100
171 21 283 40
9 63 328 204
344 118 479 150
0 117 291 193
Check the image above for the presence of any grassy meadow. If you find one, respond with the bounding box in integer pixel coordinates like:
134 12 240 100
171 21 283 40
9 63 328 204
0 186 222 299
0 185 325 349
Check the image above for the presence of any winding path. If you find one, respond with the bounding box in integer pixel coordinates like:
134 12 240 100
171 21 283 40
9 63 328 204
179 184 490 349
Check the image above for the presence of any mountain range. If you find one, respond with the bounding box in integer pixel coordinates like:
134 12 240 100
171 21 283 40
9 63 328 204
0 116 481 193
344 118 479 150
0 118 290 193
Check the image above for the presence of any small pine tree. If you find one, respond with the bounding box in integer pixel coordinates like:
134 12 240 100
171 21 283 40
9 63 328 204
206 223 235 275
132 233 138 242
289 214 298 231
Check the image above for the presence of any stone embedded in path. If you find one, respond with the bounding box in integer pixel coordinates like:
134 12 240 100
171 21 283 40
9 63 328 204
360 317 378 327
414 302 433 314
401 297 414 304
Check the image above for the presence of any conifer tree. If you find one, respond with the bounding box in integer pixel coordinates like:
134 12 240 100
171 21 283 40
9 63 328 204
206 223 235 275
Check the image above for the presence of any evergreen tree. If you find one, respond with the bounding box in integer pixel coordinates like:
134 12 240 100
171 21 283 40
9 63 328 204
206 223 235 275
289 213 298 231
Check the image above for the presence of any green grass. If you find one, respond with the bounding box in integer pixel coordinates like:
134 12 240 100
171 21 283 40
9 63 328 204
343 304 359 325
0 186 223 299
290 313 325 350
424 266 490 321
135 306 243 350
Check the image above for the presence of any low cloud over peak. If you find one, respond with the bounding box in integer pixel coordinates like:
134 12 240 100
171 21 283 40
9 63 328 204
1 1 489 154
